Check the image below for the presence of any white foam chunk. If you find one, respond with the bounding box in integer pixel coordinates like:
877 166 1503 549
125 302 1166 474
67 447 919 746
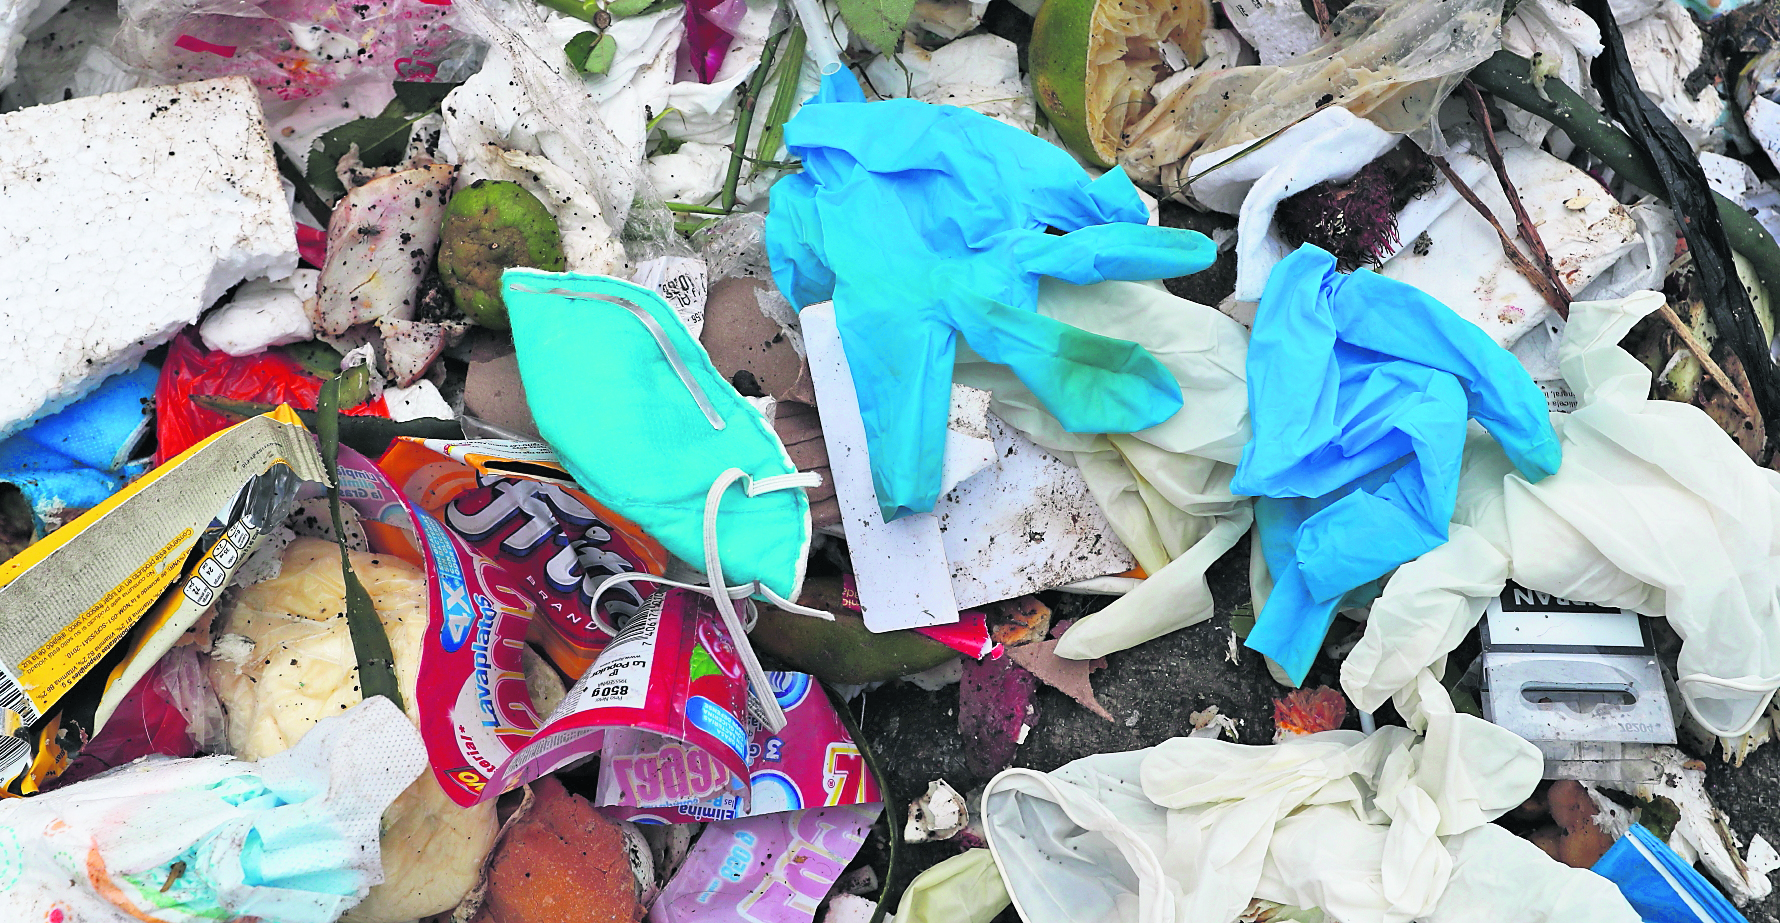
0 76 298 438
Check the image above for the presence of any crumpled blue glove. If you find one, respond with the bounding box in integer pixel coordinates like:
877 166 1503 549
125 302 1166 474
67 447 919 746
1234 245 1561 684
767 70 1217 521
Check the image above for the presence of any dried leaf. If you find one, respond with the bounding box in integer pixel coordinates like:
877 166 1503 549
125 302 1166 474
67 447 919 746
1006 640 1113 723
958 654 1035 777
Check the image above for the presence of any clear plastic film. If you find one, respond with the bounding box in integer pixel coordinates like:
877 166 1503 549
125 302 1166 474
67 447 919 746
1121 0 1503 199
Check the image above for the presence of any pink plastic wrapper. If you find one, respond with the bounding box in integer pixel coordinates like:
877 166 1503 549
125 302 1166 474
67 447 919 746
647 803 881 923
597 671 881 823
482 588 756 802
116 0 459 100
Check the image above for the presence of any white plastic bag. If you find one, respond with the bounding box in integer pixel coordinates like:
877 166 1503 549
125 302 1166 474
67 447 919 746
0 698 422 923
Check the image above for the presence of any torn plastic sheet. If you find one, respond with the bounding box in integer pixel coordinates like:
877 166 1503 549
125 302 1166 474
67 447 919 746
444 0 643 235
0 363 155 536
1219 0 1321 66
1498 0 1602 150
0 698 424 923
1374 137 1639 348
1186 107 1399 302
0 0 138 109
1342 291 1780 740
1619 0 1724 152
1122 0 1503 196
438 29 632 275
111 0 459 103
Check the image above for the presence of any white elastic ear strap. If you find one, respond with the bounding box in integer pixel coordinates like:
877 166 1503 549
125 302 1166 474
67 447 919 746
585 468 830 734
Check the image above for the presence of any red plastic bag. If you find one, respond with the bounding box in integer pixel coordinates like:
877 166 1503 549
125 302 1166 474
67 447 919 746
153 331 387 463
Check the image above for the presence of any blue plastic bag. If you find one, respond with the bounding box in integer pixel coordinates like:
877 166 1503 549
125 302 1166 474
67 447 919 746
0 364 157 533
1233 245 1560 683
1594 825 1746 922
767 69 1216 522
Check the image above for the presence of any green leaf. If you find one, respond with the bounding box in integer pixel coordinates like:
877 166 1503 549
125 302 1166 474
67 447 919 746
392 80 462 113
565 30 599 69
574 32 619 75
834 0 915 55
306 114 422 199
318 376 405 713
607 0 680 16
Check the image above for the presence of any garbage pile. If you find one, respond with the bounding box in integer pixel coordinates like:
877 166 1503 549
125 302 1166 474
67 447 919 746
7 0 1780 920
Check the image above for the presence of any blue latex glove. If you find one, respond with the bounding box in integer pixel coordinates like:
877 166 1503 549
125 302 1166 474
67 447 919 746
767 70 1217 521
1234 245 1561 683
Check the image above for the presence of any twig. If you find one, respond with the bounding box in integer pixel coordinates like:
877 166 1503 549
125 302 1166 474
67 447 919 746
1430 154 1573 319
1309 0 1333 38
722 29 785 213
1657 302 1760 420
825 684 897 923
1463 80 1570 311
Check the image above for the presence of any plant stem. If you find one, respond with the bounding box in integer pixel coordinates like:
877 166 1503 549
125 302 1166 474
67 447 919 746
825 684 897 923
753 23 807 179
723 29 786 212
665 202 731 214
1469 50 1780 301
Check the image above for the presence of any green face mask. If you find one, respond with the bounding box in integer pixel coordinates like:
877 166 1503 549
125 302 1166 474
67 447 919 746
503 270 816 609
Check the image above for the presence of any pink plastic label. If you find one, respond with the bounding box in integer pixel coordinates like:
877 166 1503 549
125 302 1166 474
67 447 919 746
599 671 880 823
647 803 881 923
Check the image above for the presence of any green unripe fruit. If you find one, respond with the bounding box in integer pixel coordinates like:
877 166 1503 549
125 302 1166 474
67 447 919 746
437 180 567 329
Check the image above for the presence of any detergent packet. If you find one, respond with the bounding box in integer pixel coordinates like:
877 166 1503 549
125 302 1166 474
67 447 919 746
485 587 755 804
597 670 882 823
378 437 669 677
647 803 883 923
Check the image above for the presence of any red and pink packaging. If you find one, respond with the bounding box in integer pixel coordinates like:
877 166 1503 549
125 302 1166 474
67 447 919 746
646 803 882 923
378 437 668 679
597 671 880 823
483 588 756 801
331 447 549 805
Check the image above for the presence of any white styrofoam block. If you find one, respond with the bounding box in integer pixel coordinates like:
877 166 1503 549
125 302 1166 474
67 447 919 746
0 76 298 439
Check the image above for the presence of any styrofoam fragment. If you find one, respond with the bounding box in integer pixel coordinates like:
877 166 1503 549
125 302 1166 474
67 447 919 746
199 270 318 356
0 76 298 439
